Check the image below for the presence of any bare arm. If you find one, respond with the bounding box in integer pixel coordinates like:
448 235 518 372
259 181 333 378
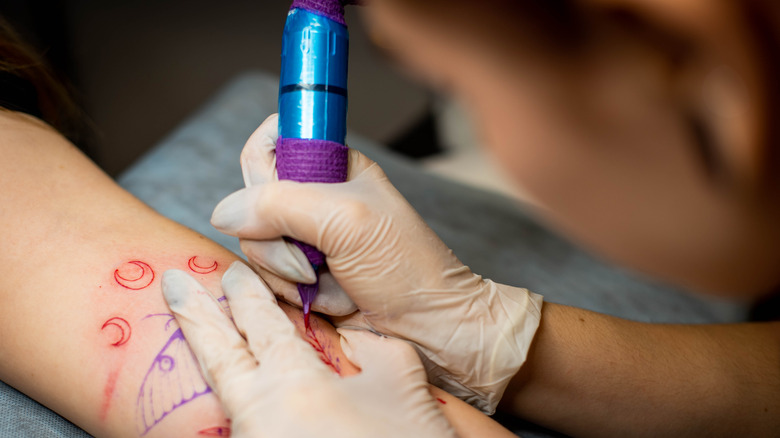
0 109 270 437
0 110 513 438
501 303 780 437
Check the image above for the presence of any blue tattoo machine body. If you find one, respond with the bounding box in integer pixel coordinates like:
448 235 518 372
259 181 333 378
279 7 348 144
277 2 350 327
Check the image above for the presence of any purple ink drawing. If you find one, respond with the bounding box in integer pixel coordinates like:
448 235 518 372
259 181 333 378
136 328 211 435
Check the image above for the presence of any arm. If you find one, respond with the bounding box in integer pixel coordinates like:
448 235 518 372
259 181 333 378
502 303 780 437
0 109 273 437
0 110 512 437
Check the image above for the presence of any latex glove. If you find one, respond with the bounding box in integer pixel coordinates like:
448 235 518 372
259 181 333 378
161 261 456 438
210 115 543 413
236 113 358 316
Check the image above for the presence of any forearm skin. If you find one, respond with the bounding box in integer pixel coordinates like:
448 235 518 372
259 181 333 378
502 303 780 437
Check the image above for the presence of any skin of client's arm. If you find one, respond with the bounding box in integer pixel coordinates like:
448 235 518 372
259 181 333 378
0 110 513 438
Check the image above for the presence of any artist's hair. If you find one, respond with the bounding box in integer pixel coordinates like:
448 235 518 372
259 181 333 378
0 15 90 149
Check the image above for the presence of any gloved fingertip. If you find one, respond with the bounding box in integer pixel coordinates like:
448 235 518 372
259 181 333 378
161 269 200 310
211 189 252 234
221 261 276 304
260 112 279 129
241 239 316 284
337 329 356 362
283 240 317 283
241 116 279 187
336 328 377 364
222 260 254 280
312 273 357 316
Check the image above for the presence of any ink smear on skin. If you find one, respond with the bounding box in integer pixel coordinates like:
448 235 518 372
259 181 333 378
100 367 122 421
304 324 341 375
187 256 218 274
198 426 231 436
437 397 447 405
114 260 155 290
303 310 312 333
216 295 233 320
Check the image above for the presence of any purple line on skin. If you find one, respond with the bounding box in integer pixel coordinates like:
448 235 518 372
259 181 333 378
143 313 177 331
215 296 233 320
136 328 212 435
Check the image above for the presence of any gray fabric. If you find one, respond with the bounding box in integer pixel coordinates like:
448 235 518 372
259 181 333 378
0 381 89 437
0 72 749 438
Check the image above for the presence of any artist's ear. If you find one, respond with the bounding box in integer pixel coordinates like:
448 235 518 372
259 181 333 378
584 0 778 192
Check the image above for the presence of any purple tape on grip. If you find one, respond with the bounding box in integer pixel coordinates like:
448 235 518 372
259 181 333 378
276 137 349 315
276 137 349 183
290 0 347 25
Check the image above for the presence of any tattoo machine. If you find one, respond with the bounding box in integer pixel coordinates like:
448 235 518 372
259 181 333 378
277 0 355 328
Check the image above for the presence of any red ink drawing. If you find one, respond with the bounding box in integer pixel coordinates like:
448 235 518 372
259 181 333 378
436 397 447 405
100 367 122 421
114 261 155 290
198 426 231 436
304 324 341 375
188 256 218 274
101 317 132 346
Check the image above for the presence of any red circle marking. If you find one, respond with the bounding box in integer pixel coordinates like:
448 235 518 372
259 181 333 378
114 261 154 290
101 317 131 346
188 256 218 274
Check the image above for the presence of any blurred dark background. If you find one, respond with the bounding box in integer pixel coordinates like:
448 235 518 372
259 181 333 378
1 0 434 176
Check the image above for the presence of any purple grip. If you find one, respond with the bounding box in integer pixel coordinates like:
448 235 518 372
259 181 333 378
290 0 347 25
276 137 349 184
276 137 349 313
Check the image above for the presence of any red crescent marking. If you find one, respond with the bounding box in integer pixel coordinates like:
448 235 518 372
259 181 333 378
114 261 154 290
188 256 218 274
101 317 132 346
197 426 231 436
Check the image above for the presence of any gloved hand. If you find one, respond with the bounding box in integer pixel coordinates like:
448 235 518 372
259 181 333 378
161 261 456 438
235 114 358 316
210 115 543 413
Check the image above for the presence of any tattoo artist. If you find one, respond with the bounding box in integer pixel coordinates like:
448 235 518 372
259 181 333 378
161 1 780 437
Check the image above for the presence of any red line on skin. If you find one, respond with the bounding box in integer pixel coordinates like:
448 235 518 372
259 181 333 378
436 397 447 405
305 325 341 375
188 256 218 274
100 367 122 421
198 426 231 436
114 261 154 290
